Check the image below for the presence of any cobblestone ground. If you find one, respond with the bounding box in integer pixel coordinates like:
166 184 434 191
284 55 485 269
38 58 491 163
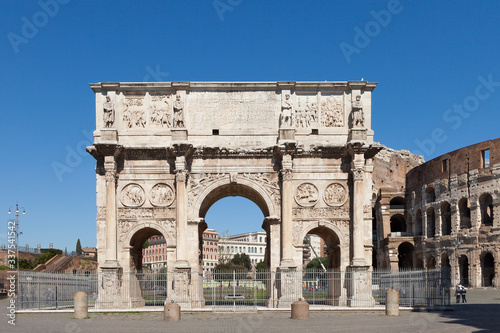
2 289 499 333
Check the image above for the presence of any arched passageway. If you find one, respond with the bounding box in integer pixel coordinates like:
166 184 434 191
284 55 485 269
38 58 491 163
415 209 423 236
398 242 414 270
303 226 342 306
427 208 436 238
130 227 166 273
480 194 494 227
390 214 406 233
481 252 495 287
459 198 471 229
441 202 452 236
459 255 469 287
427 256 436 269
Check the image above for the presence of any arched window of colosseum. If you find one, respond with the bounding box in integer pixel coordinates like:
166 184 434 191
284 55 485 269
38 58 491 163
441 202 452 236
427 256 436 269
426 207 436 238
426 186 436 204
459 198 471 229
480 193 494 226
397 242 414 270
390 214 406 233
481 252 495 287
416 210 423 236
390 197 405 209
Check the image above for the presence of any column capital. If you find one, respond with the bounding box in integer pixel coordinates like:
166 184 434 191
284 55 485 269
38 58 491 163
351 167 364 181
281 168 293 181
105 170 116 183
175 169 189 183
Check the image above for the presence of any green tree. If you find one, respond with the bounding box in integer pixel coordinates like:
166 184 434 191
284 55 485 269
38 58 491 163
306 257 328 270
230 253 251 270
76 239 82 256
255 260 266 271
64 247 68 256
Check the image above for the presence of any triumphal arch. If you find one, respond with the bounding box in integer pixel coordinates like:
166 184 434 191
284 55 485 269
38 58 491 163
87 81 382 308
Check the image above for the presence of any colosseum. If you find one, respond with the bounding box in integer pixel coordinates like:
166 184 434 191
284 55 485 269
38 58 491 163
373 138 500 288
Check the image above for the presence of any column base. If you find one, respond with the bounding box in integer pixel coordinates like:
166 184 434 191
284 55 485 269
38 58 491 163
174 260 190 269
277 266 300 308
101 260 120 269
350 258 366 267
97 266 123 309
279 259 297 269
347 265 374 307
168 267 192 308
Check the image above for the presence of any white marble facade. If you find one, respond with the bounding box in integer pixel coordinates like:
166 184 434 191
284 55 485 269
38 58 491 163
88 81 382 308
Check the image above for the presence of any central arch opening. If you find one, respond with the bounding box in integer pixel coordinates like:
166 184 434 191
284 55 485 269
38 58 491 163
204 196 266 274
201 191 270 308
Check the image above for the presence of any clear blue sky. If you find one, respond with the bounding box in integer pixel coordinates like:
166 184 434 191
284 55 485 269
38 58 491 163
1 0 499 251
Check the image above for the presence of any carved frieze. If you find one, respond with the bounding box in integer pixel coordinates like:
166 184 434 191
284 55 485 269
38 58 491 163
118 207 176 219
118 220 135 244
323 183 348 207
321 95 344 127
123 98 146 128
150 183 175 207
242 173 281 206
187 173 227 208
295 95 318 128
292 219 350 245
120 184 146 207
150 95 171 128
157 219 176 243
293 207 349 219
295 183 319 207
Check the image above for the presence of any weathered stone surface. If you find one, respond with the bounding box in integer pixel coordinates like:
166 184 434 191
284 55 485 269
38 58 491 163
88 81 382 308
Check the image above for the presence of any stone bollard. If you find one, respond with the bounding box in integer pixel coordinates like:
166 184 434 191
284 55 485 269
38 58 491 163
74 291 88 319
386 288 400 316
291 300 309 320
164 301 181 321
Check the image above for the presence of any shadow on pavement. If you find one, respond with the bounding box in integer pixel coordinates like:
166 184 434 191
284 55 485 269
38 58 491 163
435 303 500 332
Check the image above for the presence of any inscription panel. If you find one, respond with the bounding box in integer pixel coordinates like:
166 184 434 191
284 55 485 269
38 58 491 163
186 91 279 130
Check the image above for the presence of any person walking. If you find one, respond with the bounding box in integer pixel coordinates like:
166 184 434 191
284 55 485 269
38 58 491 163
455 285 462 303
461 285 467 303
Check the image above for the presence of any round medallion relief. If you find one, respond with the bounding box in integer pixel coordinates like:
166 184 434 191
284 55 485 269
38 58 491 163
150 183 175 207
120 183 146 207
295 183 319 207
323 183 347 207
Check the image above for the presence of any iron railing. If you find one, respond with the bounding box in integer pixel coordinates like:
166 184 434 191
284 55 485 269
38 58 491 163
17 268 450 311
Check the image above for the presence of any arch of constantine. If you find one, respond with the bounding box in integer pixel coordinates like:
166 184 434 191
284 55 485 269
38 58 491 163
87 81 382 308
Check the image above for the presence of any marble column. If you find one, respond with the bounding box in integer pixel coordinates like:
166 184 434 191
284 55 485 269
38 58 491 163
103 155 118 267
280 154 295 268
174 156 189 268
351 154 365 266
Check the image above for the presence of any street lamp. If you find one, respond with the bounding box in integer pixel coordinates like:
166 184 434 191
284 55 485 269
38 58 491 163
8 203 25 278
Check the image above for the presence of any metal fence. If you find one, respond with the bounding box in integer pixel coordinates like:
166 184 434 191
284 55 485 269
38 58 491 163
17 268 449 311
